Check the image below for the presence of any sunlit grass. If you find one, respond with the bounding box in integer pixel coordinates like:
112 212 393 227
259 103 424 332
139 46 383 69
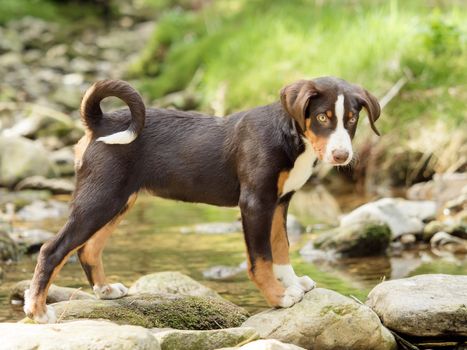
131 0 466 134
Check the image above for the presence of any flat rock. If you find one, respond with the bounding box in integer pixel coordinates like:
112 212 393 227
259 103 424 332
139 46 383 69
243 288 396 350
366 274 467 337
218 339 306 350
129 271 220 298
0 135 55 187
0 320 160 350
313 222 391 257
8 228 54 253
10 280 95 304
16 199 68 221
16 175 75 194
52 293 248 329
340 198 437 238
152 327 258 350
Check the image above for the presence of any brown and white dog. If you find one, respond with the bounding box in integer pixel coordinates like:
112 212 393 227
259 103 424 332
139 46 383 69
24 77 380 323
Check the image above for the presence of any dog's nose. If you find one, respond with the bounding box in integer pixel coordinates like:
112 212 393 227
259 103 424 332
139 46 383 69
332 149 349 164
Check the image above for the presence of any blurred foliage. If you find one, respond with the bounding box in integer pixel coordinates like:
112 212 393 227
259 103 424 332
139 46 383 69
127 0 466 133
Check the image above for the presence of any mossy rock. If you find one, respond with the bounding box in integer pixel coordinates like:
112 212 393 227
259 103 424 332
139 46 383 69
52 293 248 329
0 230 18 261
314 222 391 257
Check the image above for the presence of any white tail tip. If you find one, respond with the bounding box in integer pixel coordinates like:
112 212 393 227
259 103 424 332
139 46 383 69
96 130 137 144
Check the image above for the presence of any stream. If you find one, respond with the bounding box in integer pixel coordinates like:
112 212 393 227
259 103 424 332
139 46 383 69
1 190 465 322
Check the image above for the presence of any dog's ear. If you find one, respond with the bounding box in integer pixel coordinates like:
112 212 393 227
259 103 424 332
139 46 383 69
280 80 319 132
357 89 381 136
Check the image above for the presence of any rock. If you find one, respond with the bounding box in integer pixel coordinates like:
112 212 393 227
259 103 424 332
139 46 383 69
8 228 54 253
424 219 467 241
408 173 467 207
243 288 396 350
152 327 258 350
0 189 51 209
219 339 306 350
366 274 467 337
180 221 243 235
16 199 68 221
10 280 95 304
0 320 160 350
399 233 417 246
52 293 248 329
289 185 341 225
340 198 437 238
313 222 391 257
50 146 76 176
16 175 75 194
430 232 467 254
129 271 220 298
0 230 18 261
299 241 335 263
203 262 246 280
0 135 55 187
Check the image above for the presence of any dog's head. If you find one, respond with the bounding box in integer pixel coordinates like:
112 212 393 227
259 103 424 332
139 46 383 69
280 77 380 166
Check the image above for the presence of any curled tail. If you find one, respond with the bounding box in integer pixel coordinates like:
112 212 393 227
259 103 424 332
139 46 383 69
80 80 146 144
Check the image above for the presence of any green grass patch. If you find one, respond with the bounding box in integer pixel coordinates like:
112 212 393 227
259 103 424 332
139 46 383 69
130 0 466 134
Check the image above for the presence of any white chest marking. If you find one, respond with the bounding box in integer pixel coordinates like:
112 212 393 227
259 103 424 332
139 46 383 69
281 138 316 196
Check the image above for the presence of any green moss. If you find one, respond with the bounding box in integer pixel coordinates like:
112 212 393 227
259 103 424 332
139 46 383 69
319 304 358 317
409 261 467 276
53 293 248 329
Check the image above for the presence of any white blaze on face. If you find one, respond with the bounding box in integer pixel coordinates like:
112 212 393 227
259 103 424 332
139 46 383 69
324 94 353 165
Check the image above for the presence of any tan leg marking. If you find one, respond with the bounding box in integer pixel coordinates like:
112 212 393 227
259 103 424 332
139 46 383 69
78 193 137 287
247 257 286 306
270 205 289 265
277 171 289 197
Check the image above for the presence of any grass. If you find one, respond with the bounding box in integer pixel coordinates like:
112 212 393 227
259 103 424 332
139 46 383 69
130 0 466 134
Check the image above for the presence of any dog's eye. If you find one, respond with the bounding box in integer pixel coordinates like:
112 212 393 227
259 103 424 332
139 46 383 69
348 116 357 124
316 114 328 123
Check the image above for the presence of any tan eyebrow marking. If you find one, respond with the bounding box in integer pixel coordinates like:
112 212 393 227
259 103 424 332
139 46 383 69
326 110 332 118
349 111 353 117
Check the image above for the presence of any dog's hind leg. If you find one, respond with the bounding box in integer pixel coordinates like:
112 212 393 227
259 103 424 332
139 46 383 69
77 193 137 300
239 190 304 308
270 200 316 294
24 182 135 323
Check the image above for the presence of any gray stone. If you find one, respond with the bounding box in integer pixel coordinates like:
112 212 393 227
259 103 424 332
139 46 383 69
313 222 391 257
152 327 258 350
366 274 467 337
16 199 68 221
0 189 51 209
0 320 160 350
16 175 75 194
340 198 437 238
8 228 54 253
49 146 76 176
0 135 55 187
430 232 467 254
243 288 396 350
129 271 220 298
51 293 248 329
10 280 95 304
203 263 246 280
218 339 306 350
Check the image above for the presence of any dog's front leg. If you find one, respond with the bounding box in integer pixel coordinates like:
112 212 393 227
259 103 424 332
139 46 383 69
270 200 316 293
239 191 303 308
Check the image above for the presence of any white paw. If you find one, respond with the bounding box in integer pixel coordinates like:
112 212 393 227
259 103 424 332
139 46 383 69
278 285 304 308
93 283 128 299
297 275 316 292
34 305 57 324
24 290 57 324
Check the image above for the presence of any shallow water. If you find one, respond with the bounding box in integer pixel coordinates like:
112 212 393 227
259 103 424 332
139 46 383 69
1 193 465 322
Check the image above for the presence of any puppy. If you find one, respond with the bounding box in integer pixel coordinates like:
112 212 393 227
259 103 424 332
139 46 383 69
24 77 380 323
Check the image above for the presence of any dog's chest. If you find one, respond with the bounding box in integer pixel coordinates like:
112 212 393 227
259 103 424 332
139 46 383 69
281 139 316 196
